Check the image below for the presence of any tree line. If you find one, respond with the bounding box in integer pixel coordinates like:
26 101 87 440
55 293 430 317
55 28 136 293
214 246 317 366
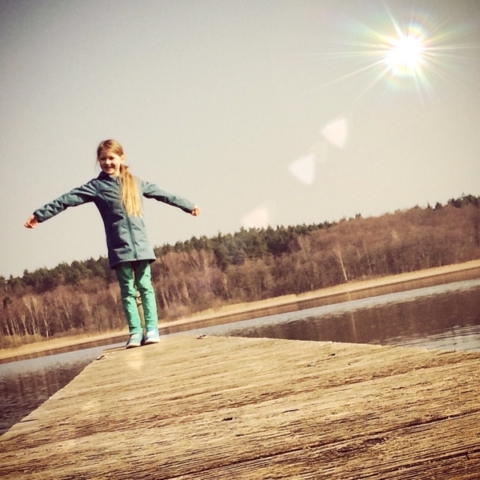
1 194 480 347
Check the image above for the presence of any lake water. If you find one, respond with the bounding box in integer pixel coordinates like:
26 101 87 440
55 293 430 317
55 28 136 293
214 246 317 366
1 278 480 436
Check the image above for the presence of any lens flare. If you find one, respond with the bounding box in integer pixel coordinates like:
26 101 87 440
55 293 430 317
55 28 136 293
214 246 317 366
385 33 425 76
289 154 316 185
242 201 276 229
375 18 433 90
314 9 476 101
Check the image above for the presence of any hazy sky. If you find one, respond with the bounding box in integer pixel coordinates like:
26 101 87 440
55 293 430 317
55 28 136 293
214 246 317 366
1 0 479 279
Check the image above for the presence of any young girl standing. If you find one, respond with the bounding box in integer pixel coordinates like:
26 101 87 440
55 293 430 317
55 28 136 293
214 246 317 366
25 139 200 348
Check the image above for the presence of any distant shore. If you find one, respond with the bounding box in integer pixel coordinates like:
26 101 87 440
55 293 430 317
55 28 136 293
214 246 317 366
1 259 480 361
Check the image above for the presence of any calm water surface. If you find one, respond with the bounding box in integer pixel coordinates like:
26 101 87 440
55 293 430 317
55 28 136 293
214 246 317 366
1 278 480 435
221 278 480 351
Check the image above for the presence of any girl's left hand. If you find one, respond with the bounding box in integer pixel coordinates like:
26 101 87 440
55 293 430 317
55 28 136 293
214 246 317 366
191 206 201 217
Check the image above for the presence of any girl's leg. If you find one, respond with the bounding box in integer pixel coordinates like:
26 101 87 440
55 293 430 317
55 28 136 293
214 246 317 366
115 262 143 335
132 261 159 332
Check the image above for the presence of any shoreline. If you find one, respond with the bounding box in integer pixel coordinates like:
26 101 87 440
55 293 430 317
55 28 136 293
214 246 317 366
1 259 480 360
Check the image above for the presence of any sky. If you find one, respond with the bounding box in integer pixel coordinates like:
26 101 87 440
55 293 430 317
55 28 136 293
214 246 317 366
1 0 479 279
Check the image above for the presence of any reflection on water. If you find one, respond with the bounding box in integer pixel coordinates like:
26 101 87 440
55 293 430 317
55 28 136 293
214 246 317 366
1 278 480 436
0 336 128 365
223 279 480 351
0 344 122 435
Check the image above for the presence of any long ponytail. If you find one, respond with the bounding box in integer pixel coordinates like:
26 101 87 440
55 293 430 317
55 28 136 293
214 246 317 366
119 164 142 217
97 139 142 217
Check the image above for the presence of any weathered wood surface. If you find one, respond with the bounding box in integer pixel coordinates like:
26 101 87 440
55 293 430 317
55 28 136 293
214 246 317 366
1 335 480 479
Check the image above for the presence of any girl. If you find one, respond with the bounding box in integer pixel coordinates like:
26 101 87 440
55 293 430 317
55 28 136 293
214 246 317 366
25 139 200 348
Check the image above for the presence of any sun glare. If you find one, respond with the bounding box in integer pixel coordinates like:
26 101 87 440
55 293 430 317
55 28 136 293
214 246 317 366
385 34 425 76
315 9 473 101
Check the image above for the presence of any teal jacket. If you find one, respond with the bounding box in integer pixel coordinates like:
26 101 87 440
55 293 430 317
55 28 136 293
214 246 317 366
33 171 195 268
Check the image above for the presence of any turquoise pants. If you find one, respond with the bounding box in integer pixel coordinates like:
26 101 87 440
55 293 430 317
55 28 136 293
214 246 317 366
115 261 159 334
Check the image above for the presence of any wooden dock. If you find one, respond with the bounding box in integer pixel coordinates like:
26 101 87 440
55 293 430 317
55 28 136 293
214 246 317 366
1 335 480 479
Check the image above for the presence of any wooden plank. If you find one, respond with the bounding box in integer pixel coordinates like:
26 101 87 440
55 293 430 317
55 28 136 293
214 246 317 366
1 336 480 479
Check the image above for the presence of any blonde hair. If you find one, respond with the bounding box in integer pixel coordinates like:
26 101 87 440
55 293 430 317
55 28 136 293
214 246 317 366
97 139 142 217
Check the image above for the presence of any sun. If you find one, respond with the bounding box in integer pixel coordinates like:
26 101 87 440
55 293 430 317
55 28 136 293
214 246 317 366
385 33 425 76
314 9 472 100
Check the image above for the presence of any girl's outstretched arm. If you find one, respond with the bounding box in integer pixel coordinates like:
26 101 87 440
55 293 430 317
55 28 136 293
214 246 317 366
142 181 197 214
28 182 96 225
24 215 38 229
191 206 201 216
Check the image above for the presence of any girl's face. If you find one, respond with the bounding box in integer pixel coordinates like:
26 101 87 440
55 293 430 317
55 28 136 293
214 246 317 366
98 149 124 176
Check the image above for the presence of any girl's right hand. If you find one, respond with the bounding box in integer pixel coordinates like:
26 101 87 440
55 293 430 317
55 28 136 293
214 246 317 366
191 206 201 217
25 215 38 229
